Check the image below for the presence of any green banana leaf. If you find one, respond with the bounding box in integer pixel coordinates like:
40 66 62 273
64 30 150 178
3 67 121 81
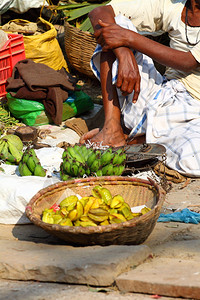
79 16 93 32
56 0 110 31
67 3 104 21
56 2 91 10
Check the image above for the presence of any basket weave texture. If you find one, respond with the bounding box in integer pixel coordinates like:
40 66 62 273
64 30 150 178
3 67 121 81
64 21 97 79
26 176 166 246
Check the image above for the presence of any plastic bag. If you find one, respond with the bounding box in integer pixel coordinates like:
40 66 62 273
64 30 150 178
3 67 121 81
158 208 200 224
6 89 94 126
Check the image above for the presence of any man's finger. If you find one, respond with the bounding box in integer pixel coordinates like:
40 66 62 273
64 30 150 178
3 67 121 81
132 81 140 103
79 128 100 144
98 19 110 27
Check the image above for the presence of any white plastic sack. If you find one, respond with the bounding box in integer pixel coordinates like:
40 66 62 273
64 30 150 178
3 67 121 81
8 0 48 14
0 147 63 225
0 0 15 14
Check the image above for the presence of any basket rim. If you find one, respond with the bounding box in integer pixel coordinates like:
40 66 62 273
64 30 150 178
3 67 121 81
64 20 95 37
26 176 166 234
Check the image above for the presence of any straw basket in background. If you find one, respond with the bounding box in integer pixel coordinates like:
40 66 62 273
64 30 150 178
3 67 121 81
64 21 97 79
26 176 166 246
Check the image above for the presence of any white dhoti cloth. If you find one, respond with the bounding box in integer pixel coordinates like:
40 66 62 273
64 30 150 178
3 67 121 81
90 15 200 177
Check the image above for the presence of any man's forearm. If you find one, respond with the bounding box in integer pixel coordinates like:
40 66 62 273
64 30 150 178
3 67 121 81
127 31 198 72
89 5 115 32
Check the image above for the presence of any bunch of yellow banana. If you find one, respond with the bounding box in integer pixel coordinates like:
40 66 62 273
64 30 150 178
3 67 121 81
41 185 151 227
18 147 46 177
60 144 127 180
0 134 23 164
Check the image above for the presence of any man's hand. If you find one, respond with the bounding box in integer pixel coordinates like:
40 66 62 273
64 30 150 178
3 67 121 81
94 20 140 102
115 47 140 103
94 20 130 51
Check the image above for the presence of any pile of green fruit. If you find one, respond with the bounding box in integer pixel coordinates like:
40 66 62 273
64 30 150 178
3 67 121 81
18 148 46 177
0 134 23 164
42 185 151 226
60 144 126 180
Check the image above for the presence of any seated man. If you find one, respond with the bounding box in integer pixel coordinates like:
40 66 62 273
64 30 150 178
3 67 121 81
80 0 200 177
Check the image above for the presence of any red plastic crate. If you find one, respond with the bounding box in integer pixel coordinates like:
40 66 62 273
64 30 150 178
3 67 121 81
0 33 26 98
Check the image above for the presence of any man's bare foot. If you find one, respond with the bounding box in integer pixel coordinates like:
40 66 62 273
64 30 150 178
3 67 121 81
79 128 100 144
79 126 126 148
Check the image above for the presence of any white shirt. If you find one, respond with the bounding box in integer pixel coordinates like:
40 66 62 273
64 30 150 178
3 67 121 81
108 0 200 101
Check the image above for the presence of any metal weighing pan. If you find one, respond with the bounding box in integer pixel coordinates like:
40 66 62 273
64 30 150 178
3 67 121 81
123 143 166 171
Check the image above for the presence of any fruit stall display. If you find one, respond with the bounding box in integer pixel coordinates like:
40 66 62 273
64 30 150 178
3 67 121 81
41 185 151 227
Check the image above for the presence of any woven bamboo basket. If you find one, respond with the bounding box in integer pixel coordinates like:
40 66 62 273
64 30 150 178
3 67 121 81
64 21 97 79
26 176 166 246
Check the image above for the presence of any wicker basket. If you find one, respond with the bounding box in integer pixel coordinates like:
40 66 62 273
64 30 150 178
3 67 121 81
26 176 166 246
64 21 97 79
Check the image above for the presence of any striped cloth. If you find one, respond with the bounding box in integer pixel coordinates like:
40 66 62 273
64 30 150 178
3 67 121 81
90 14 200 177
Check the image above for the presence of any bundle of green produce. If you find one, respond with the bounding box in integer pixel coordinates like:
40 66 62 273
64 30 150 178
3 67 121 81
0 105 21 135
54 0 110 32
60 144 126 180
41 185 151 226
18 148 46 177
0 134 23 164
